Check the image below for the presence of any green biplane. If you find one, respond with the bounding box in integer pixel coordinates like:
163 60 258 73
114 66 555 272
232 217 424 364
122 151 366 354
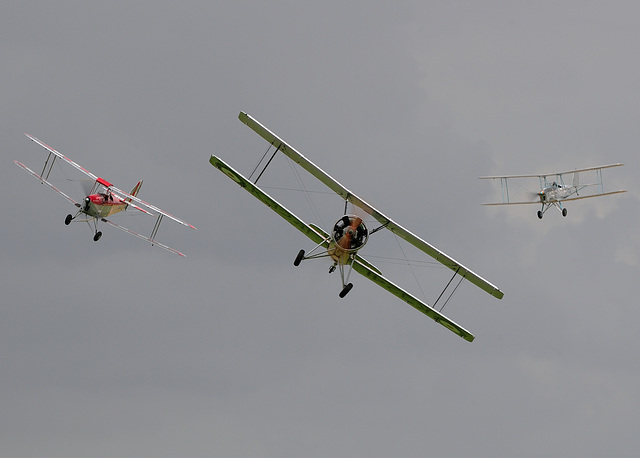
210 112 504 342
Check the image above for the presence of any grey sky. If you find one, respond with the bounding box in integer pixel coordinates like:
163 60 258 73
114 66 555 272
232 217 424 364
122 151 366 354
2 1 639 456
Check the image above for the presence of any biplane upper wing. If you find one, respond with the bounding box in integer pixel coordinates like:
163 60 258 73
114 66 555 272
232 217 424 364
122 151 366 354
25 134 98 180
239 112 504 300
478 163 624 180
109 185 196 230
210 154 475 341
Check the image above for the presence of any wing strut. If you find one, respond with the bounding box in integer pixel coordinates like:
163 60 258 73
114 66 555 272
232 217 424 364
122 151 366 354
150 214 164 242
252 143 282 184
40 152 57 181
433 267 465 313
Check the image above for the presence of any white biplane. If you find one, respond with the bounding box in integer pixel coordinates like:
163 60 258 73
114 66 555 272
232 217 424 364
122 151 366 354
210 112 504 342
15 134 196 256
480 164 626 219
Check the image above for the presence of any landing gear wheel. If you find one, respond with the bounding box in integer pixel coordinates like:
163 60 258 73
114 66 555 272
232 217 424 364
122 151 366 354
93 231 102 242
562 208 568 217
294 249 305 266
537 210 543 219
65 214 73 225
339 283 353 298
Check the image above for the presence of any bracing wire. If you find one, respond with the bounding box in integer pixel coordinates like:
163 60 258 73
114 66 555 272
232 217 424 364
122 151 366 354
249 144 273 182
285 156 324 226
393 233 428 303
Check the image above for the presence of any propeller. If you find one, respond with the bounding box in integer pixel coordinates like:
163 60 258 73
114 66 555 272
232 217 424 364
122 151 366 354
334 216 367 251
527 191 543 202
80 179 93 196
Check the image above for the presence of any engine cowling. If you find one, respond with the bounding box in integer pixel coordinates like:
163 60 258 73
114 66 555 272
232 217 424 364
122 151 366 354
331 215 368 252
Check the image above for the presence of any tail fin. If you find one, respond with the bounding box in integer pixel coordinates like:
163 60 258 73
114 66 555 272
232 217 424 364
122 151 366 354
125 180 143 203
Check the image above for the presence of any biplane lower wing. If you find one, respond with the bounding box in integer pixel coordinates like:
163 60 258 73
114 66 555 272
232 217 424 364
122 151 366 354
553 190 627 202
239 112 503 300
482 190 627 206
101 218 186 257
14 160 80 206
352 260 474 342
209 155 326 245
210 154 475 341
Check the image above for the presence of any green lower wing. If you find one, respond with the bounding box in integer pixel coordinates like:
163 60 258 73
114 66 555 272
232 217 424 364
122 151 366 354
210 155 324 244
210 155 474 342
352 260 475 342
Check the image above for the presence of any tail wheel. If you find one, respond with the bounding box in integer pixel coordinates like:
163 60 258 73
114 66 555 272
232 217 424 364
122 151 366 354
339 283 353 298
294 249 305 266
65 214 73 225
93 231 102 242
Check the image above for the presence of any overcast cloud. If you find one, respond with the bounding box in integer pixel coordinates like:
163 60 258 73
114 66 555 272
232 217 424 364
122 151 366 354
2 1 639 457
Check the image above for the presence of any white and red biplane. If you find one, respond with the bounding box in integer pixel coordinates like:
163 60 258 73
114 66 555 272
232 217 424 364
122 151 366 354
210 112 504 342
15 134 196 256
480 164 626 219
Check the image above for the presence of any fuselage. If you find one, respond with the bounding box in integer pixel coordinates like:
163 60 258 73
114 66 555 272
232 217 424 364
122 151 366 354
82 192 128 218
539 183 575 203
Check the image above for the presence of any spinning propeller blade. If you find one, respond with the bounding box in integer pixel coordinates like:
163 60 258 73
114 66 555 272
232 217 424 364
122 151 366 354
337 216 362 250
80 179 93 196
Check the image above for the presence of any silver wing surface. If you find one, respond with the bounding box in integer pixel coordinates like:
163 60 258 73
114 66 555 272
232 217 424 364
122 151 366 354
479 163 624 180
482 190 627 206
210 155 475 341
238 112 503 300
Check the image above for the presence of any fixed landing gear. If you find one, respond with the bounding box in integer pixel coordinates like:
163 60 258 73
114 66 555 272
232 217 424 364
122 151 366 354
93 231 102 242
538 207 568 219
294 249 305 266
339 283 353 298
65 214 73 225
